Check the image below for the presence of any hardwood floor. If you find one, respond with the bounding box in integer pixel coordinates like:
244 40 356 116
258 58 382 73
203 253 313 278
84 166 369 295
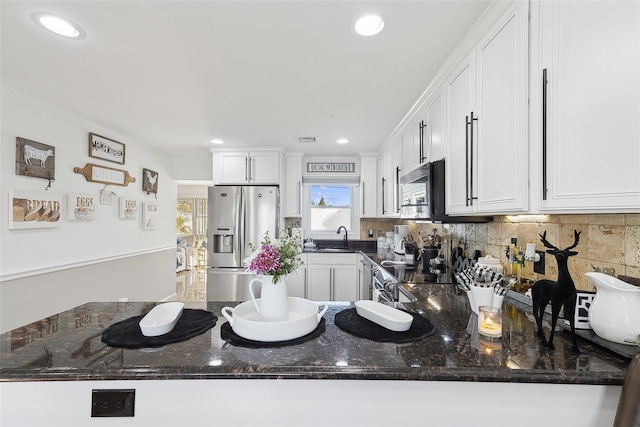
175 269 207 302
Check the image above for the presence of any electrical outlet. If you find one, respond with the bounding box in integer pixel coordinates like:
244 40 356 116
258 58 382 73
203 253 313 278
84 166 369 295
533 250 545 275
91 389 135 417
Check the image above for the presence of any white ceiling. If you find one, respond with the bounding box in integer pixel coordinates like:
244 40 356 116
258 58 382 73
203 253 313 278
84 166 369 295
1 1 491 157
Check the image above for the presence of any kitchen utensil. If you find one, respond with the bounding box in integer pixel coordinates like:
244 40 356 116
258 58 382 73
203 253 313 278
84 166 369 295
476 255 504 274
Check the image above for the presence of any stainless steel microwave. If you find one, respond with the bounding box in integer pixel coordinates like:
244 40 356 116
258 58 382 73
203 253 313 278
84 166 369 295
400 159 492 223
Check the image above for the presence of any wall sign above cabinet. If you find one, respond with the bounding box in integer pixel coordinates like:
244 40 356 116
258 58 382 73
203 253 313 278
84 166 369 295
306 162 355 173
74 163 135 186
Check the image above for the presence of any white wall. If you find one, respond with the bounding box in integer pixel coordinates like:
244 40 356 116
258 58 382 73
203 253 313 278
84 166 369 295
0 85 178 331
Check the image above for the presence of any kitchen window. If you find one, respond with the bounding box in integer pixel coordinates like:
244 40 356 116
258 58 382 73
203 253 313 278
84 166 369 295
307 185 354 233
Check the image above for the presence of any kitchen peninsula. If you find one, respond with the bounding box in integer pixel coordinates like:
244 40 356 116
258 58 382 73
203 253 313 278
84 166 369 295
0 278 630 426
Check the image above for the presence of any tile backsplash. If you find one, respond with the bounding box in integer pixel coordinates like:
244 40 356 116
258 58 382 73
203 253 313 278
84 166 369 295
296 214 639 291
408 214 640 291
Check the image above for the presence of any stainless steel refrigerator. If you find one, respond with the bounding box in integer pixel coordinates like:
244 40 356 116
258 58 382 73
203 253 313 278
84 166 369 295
206 185 279 301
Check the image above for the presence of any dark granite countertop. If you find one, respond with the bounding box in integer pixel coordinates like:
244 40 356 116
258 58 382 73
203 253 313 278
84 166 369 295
0 284 631 384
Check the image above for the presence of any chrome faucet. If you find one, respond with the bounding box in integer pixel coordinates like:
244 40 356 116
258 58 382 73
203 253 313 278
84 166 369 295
336 226 348 249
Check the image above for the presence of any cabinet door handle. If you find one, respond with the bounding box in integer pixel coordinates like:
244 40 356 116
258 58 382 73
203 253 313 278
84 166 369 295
465 113 478 206
304 268 308 299
245 156 249 181
542 68 548 201
330 268 335 301
381 177 386 215
361 181 365 216
248 156 253 182
395 166 401 213
469 111 478 206
465 115 470 206
419 121 427 163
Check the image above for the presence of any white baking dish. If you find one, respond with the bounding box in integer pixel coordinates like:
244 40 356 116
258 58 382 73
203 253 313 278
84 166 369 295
222 297 328 342
355 300 413 332
139 302 185 337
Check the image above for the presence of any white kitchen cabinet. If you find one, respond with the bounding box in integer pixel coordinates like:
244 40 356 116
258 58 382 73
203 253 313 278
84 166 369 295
378 147 393 217
359 154 378 218
213 151 280 185
284 153 303 217
424 86 445 163
306 253 358 301
287 255 307 298
401 110 421 175
446 51 476 215
392 137 403 216
535 0 640 212
401 88 445 177
446 1 528 215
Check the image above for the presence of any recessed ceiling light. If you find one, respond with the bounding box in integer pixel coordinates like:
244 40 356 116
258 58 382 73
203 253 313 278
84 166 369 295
354 14 384 37
31 12 86 39
209 139 224 144
336 138 349 144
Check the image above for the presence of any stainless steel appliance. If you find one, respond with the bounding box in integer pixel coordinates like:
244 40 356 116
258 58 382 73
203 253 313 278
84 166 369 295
400 159 492 223
206 185 279 301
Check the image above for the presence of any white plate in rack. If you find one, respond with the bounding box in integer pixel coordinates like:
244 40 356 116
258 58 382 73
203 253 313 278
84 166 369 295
221 297 328 342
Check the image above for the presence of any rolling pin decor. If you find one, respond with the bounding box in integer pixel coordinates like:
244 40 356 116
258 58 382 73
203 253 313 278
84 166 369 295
74 163 135 186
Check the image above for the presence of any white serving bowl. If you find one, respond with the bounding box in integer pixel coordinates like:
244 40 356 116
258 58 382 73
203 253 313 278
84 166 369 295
222 297 328 342
355 300 413 332
139 302 185 337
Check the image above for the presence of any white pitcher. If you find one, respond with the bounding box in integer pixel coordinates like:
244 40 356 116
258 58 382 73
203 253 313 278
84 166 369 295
249 275 289 322
586 272 640 344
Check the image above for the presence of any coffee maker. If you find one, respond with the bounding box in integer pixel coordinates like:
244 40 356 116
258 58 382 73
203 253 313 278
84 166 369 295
393 225 409 255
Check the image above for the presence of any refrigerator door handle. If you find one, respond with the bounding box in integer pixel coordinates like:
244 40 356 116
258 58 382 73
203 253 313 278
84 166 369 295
236 189 245 266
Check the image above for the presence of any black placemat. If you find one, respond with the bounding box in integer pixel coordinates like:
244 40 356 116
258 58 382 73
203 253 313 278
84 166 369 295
220 318 326 348
334 307 436 343
102 309 218 349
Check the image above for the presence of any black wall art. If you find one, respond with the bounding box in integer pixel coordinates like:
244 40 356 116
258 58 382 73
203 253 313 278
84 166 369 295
142 168 158 195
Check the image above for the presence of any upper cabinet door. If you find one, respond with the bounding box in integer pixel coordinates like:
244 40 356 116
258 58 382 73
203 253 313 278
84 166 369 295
446 1 528 216
538 0 640 212
213 151 280 185
475 1 529 213
249 152 280 184
424 87 445 163
284 154 302 217
445 52 476 215
215 152 250 184
360 154 378 218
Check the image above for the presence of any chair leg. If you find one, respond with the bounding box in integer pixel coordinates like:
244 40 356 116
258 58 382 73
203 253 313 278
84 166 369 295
614 353 640 427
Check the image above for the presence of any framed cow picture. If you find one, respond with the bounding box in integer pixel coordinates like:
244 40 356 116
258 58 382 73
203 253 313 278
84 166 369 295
15 137 56 181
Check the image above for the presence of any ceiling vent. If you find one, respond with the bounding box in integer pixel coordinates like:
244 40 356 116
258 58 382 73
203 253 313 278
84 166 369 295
298 136 317 144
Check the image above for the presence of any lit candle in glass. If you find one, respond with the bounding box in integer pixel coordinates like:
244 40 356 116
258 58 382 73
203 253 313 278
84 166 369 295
478 306 502 339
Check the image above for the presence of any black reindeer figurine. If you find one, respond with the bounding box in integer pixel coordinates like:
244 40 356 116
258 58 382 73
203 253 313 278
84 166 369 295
531 230 581 353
